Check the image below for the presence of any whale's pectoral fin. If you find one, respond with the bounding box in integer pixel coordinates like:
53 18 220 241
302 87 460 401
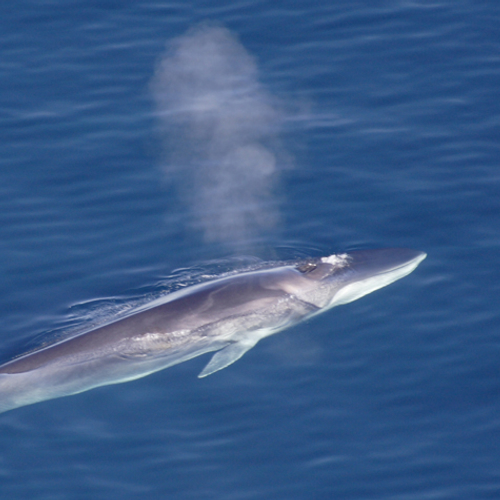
198 338 260 378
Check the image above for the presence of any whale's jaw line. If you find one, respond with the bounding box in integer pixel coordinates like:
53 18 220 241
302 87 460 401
327 250 426 308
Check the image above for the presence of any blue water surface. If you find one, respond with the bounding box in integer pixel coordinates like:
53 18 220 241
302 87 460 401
1 1 500 498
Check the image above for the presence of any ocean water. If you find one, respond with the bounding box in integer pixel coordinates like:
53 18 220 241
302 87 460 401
1 1 499 498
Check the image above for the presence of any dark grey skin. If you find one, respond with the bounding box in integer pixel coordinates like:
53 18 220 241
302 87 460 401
0 248 426 413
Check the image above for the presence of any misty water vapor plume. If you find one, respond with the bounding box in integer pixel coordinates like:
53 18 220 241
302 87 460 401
151 24 286 249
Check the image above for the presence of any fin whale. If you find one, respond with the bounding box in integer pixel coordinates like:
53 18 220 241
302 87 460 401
0 248 426 413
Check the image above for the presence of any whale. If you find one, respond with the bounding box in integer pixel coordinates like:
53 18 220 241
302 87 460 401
0 248 426 414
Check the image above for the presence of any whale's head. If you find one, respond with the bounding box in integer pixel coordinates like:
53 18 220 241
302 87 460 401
291 248 426 310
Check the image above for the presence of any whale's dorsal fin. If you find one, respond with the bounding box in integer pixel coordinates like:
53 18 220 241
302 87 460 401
198 338 260 378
